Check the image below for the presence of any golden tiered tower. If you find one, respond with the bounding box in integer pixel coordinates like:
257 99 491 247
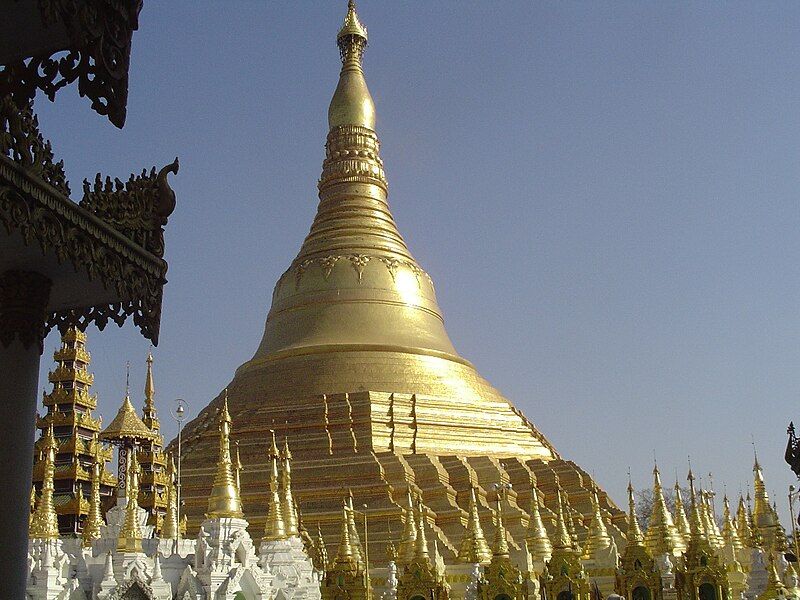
176 1 625 560
32 327 115 535
137 352 169 530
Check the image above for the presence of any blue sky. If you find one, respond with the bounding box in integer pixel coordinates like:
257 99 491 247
34 2 800 518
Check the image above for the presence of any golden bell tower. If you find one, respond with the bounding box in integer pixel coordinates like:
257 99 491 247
176 1 625 561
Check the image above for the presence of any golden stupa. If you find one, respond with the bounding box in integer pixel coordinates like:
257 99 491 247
177 1 625 561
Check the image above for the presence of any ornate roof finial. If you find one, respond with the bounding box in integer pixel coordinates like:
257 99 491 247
526 482 553 562
233 440 243 492
337 0 368 56
736 494 754 547
399 487 418 564
492 488 510 558
142 351 160 433
687 468 707 544
118 451 143 552
673 478 691 543
644 462 685 556
263 430 287 540
82 436 104 547
30 424 59 540
721 494 744 553
458 486 491 564
281 436 299 537
627 479 644 544
583 484 612 559
552 475 573 550
414 497 430 561
329 0 375 129
206 394 243 518
335 502 357 565
345 490 364 565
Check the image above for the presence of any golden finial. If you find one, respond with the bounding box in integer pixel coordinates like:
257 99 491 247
492 488 510 558
118 451 143 552
526 482 553 562
329 0 375 130
82 437 104 547
627 479 644 544
144 352 155 408
563 487 581 552
337 0 368 51
281 436 299 537
687 468 707 545
552 476 573 550
162 453 179 539
206 392 244 518
399 487 418 564
736 494 754 548
701 489 723 549
30 424 59 540
458 486 491 564
644 462 686 556
345 490 364 565
141 351 161 434
673 479 691 543
721 494 744 552
583 484 611 559
263 430 287 540
414 497 430 561
335 502 357 565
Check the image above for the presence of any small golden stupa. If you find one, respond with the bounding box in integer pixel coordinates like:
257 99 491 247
176 1 625 561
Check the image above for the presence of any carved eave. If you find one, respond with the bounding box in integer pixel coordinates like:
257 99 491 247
0 149 178 345
0 0 143 128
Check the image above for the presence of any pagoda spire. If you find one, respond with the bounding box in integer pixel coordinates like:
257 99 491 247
552 477 573 550
399 488 418 564
701 489 724 549
687 469 707 544
752 450 780 552
139 351 167 528
583 484 612 559
335 502 357 565
526 482 553 563
673 479 691 543
118 451 143 553
414 497 430 562
281 437 299 536
329 0 374 130
736 494 754 547
346 490 364 566
82 437 104 547
263 430 287 540
206 394 243 518
492 490 510 558
626 480 644 544
563 486 582 553
142 351 159 432
162 454 179 539
644 462 685 556
30 424 59 540
722 495 744 552
458 486 491 564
